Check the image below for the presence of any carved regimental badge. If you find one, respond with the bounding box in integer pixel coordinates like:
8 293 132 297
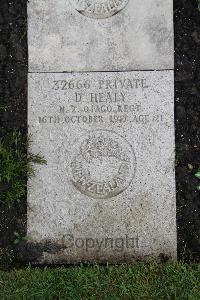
70 130 136 199
71 0 129 19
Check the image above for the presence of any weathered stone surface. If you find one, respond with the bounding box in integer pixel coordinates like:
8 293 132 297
28 0 173 72
27 70 176 263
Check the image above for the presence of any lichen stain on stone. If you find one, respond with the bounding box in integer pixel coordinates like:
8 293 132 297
17 241 172 265
15 239 173 264
145 17 173 56
15 240 67 263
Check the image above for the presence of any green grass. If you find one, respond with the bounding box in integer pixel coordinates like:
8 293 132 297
198 0 200 11
0 262 199 299
0 131 46 207
195 169 200 191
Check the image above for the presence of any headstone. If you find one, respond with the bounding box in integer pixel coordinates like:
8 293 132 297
28 0 176 263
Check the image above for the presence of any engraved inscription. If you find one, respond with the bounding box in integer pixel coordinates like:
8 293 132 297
38 76 165 126
71 0 129 19
70 130 136 199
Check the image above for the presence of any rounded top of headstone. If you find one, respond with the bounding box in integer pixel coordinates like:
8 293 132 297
71 0 129 19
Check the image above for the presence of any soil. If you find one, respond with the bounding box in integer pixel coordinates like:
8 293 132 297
175 0 200 261
0 0 27 269
0 0 199 268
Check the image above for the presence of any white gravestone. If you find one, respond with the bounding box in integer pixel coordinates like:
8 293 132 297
28 0 176 263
